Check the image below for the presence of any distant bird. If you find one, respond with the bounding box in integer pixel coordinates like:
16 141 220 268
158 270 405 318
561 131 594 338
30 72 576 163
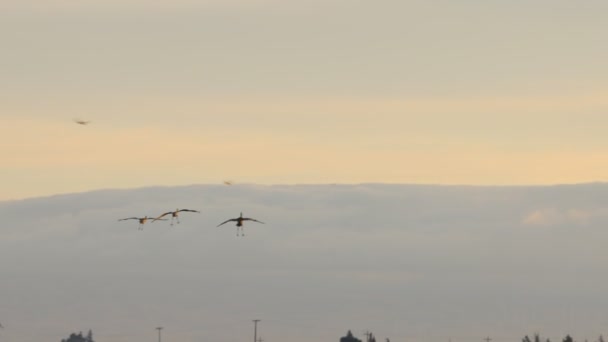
217 212 264 236
73 119 91 125
118 216 165 230
152 208 200 226
223 180 234 185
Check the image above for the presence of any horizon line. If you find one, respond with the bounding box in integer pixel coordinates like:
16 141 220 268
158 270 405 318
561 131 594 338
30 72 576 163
2 181 607 203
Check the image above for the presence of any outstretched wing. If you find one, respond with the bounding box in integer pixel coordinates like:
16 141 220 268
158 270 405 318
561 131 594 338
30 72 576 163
152 211 172 222
177 209 200 213
243 218 264 224
217 218 237 227
118 217 139 221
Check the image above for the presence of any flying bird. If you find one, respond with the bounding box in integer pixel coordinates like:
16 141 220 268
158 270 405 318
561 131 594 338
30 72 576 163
118 216 165 230
223 180 234 185
152 208 200 226
73 119 91 125
217 212 264 236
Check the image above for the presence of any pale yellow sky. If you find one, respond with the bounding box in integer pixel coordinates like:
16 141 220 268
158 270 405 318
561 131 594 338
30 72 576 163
2 0 608 199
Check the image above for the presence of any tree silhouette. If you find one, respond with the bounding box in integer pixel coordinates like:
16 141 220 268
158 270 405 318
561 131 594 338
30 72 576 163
61 330 94 342
524 333 552 342
341 330 362 342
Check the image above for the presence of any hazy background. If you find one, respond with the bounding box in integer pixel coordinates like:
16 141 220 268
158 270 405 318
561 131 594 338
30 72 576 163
3 1 608 341
1 184 608 342
2 0 608 200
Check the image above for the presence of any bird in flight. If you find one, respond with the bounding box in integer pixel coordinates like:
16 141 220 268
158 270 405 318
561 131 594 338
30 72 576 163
217 212 264 236
73 119 91 125
118 216 165 230
152 208 200 226
223 180 234 185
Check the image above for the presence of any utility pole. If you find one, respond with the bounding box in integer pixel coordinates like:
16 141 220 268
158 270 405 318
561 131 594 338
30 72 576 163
253 319 261 342
364 331 372 342
156 327 163 342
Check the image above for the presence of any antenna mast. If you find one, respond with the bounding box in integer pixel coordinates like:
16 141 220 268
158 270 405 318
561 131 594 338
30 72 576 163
156 327 163 342
253 319 261 342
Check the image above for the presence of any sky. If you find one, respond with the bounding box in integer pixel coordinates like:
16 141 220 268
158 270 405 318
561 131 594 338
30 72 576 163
2 3 608 341
2 0 608 200
2 184 608 342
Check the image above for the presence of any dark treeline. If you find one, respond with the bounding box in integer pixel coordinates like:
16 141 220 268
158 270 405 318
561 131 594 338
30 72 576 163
61 330 93 342
341 330 388 342
523 334 606 342
342 331 605 342
57 328 606 342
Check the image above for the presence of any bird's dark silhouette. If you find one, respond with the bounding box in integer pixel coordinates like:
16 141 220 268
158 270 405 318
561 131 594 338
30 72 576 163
217 212 264 236
118 216 165 230
152 208 200 226
73 119 91 125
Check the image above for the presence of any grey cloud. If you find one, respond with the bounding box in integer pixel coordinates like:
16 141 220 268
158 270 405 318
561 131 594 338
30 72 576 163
1 184 608 342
